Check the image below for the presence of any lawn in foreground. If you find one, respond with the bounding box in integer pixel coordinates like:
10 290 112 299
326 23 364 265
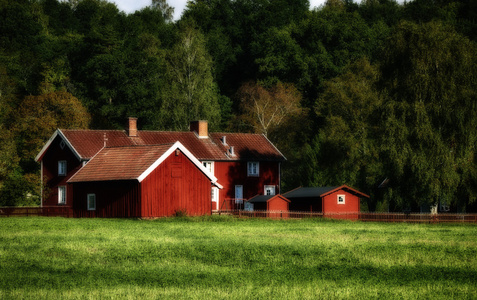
0 216 476 299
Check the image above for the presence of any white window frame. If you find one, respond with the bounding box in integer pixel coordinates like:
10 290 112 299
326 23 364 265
244 202 254 211
58 160 67 176
247 162 259 177
235 185 243 204
211 187 219 209
87 194 96 211
337 194 345 205
202 161 214 175
264 185 275 196
58 186 66 205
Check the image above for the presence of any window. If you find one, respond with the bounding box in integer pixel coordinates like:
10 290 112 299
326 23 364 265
87 194 96 211
58 161 67 176
264 185 275 196
58 186 66 205
211 187 219 205
244 202 254 211
337 194 345 205
202 161 214 175
247 162 259 177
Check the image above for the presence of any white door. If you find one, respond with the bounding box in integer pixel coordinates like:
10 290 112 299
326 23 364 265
235 185 243 204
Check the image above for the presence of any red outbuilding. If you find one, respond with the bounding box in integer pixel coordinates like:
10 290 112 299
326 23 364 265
283 185 369 220
245 194 290 218
67 142 221 218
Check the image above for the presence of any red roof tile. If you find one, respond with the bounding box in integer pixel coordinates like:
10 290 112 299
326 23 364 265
68 144 172 182
57 129 285 162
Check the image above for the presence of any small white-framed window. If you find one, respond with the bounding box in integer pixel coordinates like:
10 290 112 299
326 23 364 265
58 186 66 205
87 194 96 211
337 194 345 205
58 160 67 176
244 202 254 211
211 187 219 206
247 162 259 177
264 185 275 196
202 161 214 175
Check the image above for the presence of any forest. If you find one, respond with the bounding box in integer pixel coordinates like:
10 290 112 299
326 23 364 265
0 0 476 212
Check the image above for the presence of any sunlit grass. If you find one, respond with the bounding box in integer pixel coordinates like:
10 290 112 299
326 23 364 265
0 216 476 299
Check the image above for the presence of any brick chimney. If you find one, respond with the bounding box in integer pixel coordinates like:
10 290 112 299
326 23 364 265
190 120 208 138
127 117 138 137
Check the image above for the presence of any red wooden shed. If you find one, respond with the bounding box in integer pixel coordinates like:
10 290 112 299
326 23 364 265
283 185 369 220
245 194 290 218
67 142 222 218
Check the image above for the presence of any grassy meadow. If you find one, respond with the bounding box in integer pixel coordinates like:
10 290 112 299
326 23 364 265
0 216 476 299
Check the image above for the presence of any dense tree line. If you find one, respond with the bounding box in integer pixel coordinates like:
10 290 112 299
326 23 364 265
0 0 476 212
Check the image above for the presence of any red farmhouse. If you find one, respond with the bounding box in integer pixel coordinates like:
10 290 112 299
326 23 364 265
283 185 369 220
35 119 285 216
68 142 220 218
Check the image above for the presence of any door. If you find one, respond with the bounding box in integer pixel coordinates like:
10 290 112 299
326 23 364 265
235 185 243 205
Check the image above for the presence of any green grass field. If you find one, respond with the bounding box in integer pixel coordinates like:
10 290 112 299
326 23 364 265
0 216 476 299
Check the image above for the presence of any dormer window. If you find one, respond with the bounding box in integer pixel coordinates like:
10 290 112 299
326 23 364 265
202 161 214 175
247 162 259 177
58 161 67 176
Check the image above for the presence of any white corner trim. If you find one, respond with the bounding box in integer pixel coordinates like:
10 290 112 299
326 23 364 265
137 141 223 189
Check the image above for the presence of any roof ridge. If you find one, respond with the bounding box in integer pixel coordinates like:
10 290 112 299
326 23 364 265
104 143 175 149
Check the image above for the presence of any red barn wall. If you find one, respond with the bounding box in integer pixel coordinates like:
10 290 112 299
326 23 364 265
214 161 280 209
268 197 289 211
267 196 289 218
71 180 141 218
323 190 360 220
140 150 212 217
42 135 82 207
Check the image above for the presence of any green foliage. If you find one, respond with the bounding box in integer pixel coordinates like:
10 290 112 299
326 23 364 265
379 20 477 211
160 23 221 130
0 217 476 298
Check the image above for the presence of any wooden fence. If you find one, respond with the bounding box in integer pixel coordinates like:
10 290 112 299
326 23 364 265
0 206 73 217
2 207 477 223
218 210 477 223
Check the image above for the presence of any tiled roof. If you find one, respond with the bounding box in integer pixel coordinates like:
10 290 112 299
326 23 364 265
56 129 285 162
283 185 369 198
209 133 285 161
247 194 290 203
68 144 172 182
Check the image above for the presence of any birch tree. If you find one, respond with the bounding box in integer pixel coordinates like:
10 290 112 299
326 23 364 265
161 24 221 130
237 81 303 136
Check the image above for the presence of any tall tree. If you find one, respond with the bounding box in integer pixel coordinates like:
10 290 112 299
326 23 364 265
237 81 303 136
314 58 383 210
151 0 174 22
12 91 90 168
160 24 221 130
379 21 477 211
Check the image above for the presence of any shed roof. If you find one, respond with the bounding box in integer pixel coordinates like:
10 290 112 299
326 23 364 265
67 141 222 188
247 194 290 203
283 185 369 199
36 129 285 162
